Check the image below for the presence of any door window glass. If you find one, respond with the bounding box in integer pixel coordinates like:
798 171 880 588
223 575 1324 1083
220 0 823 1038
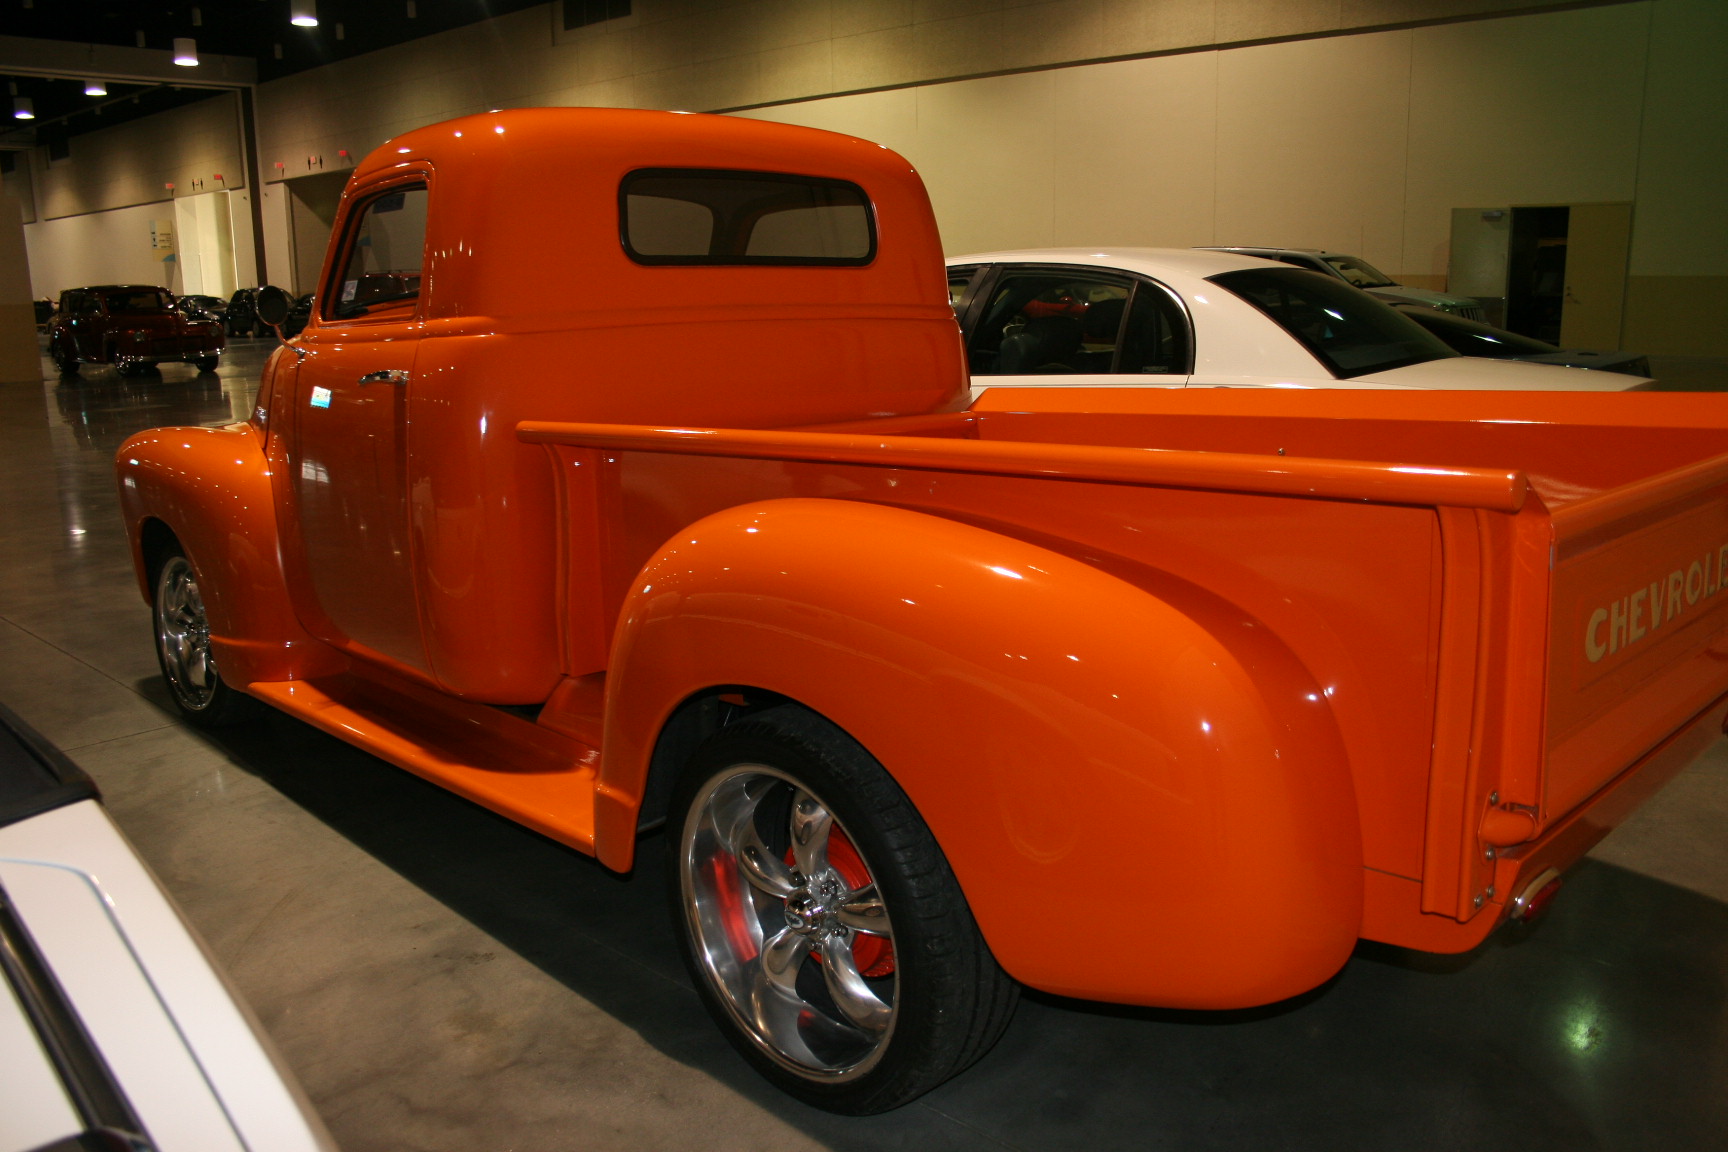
103 289 171 313
948 266 980 317
968 270 1188 376
1117 286 1191 375
331 185 427 320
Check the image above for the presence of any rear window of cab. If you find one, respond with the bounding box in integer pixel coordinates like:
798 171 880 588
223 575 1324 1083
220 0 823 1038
620 169 875 266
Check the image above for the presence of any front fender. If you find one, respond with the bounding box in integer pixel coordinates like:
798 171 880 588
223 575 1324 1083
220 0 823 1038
597 498 1362 1009
115 423 338 686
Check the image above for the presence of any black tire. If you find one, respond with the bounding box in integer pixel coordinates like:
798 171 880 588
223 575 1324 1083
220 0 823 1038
50 342 78 377
193 355 220 373
668 704 1017 1114
151 547 260 728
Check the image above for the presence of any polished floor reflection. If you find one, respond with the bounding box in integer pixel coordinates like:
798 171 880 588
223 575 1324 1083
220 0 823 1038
3 342 1727 1151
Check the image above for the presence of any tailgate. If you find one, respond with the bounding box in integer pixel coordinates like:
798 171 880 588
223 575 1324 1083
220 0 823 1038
1545 453 1728 818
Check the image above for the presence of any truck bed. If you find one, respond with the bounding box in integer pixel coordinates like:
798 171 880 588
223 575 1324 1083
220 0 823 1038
520 387 1728 951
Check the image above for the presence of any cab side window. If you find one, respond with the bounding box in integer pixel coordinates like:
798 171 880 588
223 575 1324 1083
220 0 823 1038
330 185 428 320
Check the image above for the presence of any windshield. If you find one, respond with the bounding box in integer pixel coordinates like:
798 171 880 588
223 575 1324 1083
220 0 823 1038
1209 267 1457 378
1320 255 1397 289
103 289 172 313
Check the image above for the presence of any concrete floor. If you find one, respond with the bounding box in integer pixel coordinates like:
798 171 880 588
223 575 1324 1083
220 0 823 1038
4 341 1728 1151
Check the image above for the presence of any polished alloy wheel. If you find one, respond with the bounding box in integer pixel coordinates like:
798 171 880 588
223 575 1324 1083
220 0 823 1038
155 556 220 712
681 764 897 1082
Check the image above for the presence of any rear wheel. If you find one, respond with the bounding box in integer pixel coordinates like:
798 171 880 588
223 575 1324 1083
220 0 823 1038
193 354 220 373
152 548 258 728
669 705 1016 1114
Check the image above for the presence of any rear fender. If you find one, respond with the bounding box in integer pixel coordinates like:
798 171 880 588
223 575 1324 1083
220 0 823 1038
115 423 340 686
596 498 1362 1009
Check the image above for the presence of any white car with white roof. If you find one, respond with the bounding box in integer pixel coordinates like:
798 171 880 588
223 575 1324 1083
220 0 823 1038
946 248 1653 397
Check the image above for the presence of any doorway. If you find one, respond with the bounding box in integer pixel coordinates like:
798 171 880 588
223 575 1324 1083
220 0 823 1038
1506 206 1569 344
1499 202 1633 349
171 190 239 300
284 169 351 295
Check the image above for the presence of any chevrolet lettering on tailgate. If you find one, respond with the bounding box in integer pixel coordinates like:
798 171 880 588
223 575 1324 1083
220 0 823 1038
1586 541 1728 662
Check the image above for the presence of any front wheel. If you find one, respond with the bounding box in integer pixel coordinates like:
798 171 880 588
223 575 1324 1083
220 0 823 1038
152 549 258 728
669 705 1017 1114
193 354 220 373
50 342 78 377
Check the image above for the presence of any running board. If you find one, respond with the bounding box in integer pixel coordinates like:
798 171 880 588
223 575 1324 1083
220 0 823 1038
248 672 600 854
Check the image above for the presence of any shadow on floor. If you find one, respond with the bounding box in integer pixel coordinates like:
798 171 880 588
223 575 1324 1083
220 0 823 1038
192 703 1728 1152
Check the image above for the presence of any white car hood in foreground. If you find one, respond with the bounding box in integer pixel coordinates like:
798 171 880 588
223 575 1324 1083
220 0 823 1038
1362 356 1647 392
0 801 335 1152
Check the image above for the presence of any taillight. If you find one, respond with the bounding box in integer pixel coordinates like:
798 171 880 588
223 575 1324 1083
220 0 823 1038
1510 867 1563 922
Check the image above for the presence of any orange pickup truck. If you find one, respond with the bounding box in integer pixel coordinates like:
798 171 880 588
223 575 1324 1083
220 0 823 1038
115 108 1728 1114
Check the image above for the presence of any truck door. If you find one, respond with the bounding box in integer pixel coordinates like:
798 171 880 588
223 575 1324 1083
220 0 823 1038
280 178 431 675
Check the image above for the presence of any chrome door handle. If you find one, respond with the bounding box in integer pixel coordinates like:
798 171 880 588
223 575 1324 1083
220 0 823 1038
357 369 410 386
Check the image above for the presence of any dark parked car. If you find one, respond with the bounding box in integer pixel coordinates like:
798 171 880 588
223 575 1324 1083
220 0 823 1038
1390 303 1653 378
281 292 315 339
33 298 56 329
225 287 269 336
46 286 225 377
175 294 228 323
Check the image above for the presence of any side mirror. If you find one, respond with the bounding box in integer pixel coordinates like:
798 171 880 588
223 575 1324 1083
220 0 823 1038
255 285 292 330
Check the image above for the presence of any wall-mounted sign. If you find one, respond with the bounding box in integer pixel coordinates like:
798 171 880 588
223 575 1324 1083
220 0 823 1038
151 219 175 251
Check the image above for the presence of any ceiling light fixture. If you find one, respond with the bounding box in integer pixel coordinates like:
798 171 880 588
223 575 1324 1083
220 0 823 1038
85 79 107 96
291 1 319 28
13 97 34 120
173 38 199 66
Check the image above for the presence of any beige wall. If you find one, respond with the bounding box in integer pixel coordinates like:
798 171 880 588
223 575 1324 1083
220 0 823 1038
251 0 1602 172
30 93 245 220
24 200 185 297
734 0 1725 351
17 0 1725 351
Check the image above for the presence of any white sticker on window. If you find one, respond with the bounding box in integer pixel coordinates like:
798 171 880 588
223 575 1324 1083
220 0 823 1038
311 386 332 409
341 280 358 302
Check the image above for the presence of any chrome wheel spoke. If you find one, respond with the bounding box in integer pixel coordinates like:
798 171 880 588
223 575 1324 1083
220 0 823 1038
186 644 210 688
759 926 811 996
737 819 796 899
836 883 887 933
819 934 893 1034
747 957 819 1066
788 789 832 880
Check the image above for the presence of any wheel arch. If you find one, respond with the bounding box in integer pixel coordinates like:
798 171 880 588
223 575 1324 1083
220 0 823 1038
136 516 181 598
594 497 1364 1009
115 424 340 687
